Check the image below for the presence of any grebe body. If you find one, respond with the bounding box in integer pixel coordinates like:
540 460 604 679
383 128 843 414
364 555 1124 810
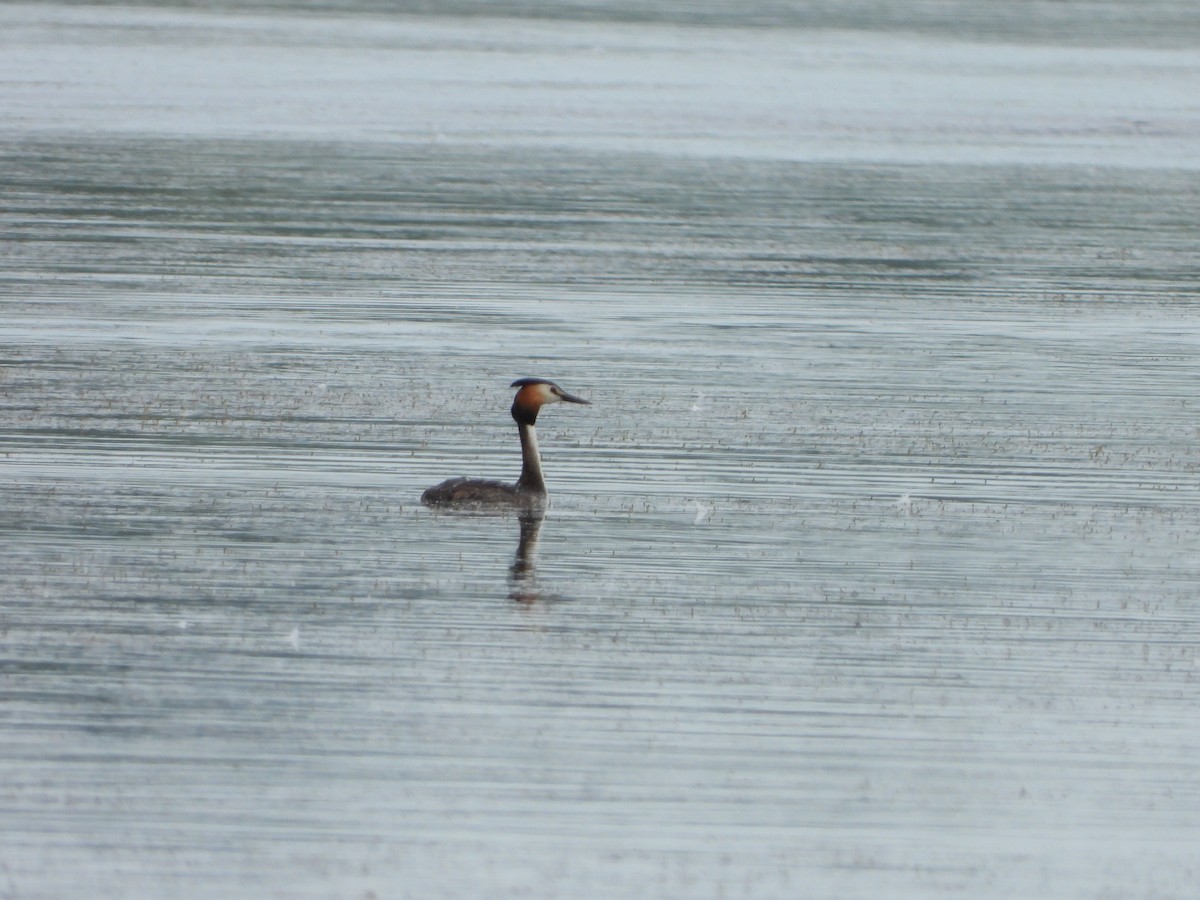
421 378 589 509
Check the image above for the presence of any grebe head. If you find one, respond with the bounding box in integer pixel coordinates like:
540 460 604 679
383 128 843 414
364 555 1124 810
510 377 590 426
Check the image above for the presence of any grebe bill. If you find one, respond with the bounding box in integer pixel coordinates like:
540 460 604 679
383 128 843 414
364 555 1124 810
421 377 590 509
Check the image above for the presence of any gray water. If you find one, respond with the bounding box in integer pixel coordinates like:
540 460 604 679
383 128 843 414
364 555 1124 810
3 3 1200 898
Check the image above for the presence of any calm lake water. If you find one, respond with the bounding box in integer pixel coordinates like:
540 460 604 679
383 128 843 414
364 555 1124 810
2 3 1199 898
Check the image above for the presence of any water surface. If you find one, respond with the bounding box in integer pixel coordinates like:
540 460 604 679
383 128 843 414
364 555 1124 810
2 4 1199 898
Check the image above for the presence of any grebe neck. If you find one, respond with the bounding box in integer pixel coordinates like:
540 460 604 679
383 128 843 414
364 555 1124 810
516 422 546 495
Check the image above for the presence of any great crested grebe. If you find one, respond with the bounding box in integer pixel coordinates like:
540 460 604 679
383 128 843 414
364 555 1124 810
421 377 590 509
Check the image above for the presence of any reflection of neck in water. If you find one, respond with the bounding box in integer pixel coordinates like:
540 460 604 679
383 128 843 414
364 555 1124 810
509 510 544 603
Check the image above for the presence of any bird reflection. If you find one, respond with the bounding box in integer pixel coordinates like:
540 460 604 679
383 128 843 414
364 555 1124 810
509 509 545 603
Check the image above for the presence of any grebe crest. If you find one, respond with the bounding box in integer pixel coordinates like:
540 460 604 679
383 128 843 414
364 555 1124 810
421 377 590 510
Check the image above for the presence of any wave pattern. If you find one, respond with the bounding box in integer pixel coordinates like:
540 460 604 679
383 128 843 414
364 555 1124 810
2 17 1200 899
